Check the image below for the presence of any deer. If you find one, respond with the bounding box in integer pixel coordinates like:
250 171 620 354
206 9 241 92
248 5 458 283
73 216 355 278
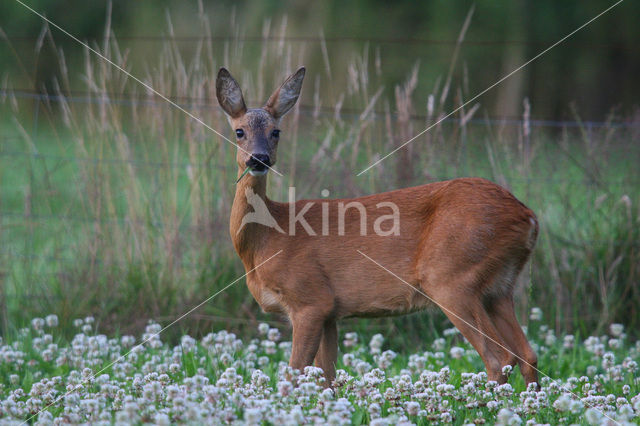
216 66 540 387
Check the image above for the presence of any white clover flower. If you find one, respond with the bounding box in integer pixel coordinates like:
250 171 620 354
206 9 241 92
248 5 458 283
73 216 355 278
563 334 575 349
368 402 382 418
319 387 334 402
343 332 358 348
258 323 269 335
622 357 638 374
339 352 357 370
432 338 446 351
593 343 606 357
405 401 420 416
529 307 543 321
376 350 397 369
45 315 59 328
31 317 45 331
496 408 522 425
450 346 464 359
180 335 197 352
553 394 572 412
615 396 629 409
522 396 539 414
264 327 280 342
439 366 451 382
287 406 305 423
610 323 624 337
369 334 385 354
569 399 584 414
37 409 53 423
154 413 171 426
363 369 386 387
440 411 453 423
544 331 556 346
584 407 602 425
443 327 459 336
251 370 270 388
261 340 277 355
602 352 616 369
501 365 513 377
618 404 634 421
301 366 325 384
220 352 234 365
354 360 372 375
334 369 352 387
244 408 262 424
496 383 514 398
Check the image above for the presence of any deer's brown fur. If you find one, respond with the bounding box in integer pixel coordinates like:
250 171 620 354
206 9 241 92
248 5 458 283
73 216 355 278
217 67 539 386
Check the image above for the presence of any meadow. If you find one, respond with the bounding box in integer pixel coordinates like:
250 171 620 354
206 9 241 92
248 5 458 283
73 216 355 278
0 15 639 424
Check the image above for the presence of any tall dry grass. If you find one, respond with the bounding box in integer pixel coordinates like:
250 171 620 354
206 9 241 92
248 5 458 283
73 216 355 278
0 11 638 344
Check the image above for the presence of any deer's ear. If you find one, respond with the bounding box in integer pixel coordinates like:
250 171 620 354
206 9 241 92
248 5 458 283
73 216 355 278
216 68 247 118
264 67 305 119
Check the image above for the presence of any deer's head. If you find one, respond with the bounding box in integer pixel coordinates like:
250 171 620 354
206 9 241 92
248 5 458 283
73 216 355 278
216 67 305 176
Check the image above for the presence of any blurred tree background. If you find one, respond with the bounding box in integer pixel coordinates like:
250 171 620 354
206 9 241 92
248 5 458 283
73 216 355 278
1 0 639 120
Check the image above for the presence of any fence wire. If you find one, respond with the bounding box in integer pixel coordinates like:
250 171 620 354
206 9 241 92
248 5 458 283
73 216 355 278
2 89 639 129
2 34 636 49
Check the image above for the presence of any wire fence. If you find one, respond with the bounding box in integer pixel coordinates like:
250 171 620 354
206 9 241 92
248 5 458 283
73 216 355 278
3 89 639 129
0 147 230 171
2 34 635 49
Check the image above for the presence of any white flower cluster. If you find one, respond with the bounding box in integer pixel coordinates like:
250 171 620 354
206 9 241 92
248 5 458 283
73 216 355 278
0 313 638 425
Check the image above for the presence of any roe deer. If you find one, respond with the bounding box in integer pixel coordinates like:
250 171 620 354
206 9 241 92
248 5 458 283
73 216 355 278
216 67 539 386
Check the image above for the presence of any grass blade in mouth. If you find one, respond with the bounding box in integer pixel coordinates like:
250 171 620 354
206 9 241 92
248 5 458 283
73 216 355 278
235 167 251 184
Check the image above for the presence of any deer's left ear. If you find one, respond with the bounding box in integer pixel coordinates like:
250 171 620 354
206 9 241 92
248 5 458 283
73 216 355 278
216 68 247 118
264 67 305 119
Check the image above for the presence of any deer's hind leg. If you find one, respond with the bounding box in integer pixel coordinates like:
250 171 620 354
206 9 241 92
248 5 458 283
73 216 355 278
289 309 324 373
288 291 335 382
428 285 516 384
483 256 539 385
314 318 338 386
421 260 517 384
485 294 538 385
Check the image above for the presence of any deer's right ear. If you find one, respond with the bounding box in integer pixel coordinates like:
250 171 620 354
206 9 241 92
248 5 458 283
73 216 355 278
216 68 247 118
264 67 305 119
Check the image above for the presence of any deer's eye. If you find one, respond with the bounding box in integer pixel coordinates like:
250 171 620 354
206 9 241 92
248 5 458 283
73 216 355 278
235 129 245 138
271 129 280 138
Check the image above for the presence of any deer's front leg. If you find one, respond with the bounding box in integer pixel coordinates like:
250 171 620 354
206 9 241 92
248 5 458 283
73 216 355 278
289 308 326 376
314 319 337 386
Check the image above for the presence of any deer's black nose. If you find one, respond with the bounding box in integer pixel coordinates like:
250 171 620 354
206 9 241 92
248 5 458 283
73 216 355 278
246 154 271 171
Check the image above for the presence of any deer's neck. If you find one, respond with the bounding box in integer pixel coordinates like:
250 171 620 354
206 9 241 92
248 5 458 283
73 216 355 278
230 169 274 264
